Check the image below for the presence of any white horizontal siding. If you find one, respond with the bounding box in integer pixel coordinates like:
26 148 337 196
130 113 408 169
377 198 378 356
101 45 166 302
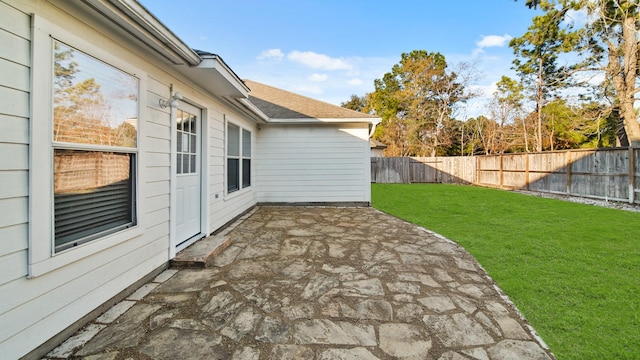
0 223 27 257
0 28 30 67
0 197 27 235
0 171 28 198
0 1 30 39
1 239 167 360
0 83 29 119
256 125 371 203
0 58 29 91
0 1 174 358
0 0 30 294
0 0 269 357
0 114 28 144
0 0 32 308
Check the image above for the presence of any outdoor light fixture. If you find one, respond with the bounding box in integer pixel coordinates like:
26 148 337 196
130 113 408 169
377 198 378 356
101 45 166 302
159 92 183 108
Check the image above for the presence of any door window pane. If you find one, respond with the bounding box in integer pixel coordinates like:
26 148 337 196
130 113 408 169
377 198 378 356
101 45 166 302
176 109 198 175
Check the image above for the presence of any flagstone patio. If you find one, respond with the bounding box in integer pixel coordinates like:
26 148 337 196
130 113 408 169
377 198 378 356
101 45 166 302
46 206 554 359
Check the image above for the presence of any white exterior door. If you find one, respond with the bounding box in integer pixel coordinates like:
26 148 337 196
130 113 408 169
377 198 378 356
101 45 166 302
175 101 202 246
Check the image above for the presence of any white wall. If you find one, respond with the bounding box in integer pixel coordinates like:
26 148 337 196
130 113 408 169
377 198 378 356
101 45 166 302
256 124 371 203
0 1 258 357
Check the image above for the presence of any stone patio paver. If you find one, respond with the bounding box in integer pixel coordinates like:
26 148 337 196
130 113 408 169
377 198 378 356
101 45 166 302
46 206 554 359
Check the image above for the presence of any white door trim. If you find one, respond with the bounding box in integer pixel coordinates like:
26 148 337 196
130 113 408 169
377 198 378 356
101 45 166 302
169 98 208 257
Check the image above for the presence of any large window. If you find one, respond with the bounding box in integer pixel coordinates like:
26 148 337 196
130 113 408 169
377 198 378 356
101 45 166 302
52 40 138 252
227 122 251 193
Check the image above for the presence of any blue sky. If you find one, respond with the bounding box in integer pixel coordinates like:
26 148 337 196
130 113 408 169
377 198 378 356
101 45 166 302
139 1 541 118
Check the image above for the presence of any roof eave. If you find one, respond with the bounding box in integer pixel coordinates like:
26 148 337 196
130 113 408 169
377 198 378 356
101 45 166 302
80 0 201 66
179 54 249 99
81 1 262 116
266 118 381 124
223 97 270 124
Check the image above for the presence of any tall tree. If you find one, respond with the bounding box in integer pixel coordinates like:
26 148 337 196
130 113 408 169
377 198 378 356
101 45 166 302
510 0 582 151
488 76 528 153
519 0 640 147
341 94 368 112
582 0 640 146
369 50 474 156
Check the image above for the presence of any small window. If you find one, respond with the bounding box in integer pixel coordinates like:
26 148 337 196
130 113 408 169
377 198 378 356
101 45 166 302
176 110 198 175
227 122 251 193
242 129 251 188
52 40 138 252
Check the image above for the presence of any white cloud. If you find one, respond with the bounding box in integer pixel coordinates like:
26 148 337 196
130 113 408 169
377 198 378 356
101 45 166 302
565 8 590 27
257 48 284 60
288 51 353 70
476 34 513 49
240 55 396 106
308 73 328 82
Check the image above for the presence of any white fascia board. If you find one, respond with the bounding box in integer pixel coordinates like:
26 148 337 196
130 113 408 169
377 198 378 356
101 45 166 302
266 118 381 125
81 0 201 65
196 54 249 97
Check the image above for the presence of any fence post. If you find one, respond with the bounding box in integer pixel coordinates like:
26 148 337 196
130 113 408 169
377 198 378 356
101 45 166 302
566 151 572 195
629 147 635 204
525 153 530 190
475 156 480 185
499 155 504 188
404 157 411 183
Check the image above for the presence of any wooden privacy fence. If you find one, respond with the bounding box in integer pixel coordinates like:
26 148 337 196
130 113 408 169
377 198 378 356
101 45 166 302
371 147 640 204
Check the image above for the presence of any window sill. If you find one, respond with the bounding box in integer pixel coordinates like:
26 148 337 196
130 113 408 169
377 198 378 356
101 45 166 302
28 225 143 278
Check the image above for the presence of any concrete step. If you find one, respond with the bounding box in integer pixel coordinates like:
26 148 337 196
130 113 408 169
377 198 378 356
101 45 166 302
170 234 232 268
170 207 257 268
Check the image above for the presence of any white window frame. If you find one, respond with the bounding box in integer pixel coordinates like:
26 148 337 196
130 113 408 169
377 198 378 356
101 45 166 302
29 15 146 277
225 118 252 197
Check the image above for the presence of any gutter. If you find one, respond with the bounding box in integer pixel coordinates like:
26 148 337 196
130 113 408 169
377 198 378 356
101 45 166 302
81 0 201 65
369 118 381 138
266 118 381 125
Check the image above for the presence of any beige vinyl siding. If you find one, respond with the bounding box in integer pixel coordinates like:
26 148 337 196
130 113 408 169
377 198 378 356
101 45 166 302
0 1 31 289
0 1 170 357
144 76 172 237
256 124 371 203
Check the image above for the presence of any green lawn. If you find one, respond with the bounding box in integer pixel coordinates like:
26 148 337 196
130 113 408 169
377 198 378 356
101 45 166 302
372 183 640 360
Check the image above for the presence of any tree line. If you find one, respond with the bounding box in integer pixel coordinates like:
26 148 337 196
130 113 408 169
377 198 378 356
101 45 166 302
343 0 640 156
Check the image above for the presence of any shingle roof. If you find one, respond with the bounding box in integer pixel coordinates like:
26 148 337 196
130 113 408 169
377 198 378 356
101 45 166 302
370 139 388 149
244 79 377 120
